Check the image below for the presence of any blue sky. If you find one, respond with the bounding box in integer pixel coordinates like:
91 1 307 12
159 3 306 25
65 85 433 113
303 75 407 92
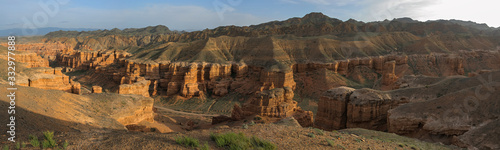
1 0 499 31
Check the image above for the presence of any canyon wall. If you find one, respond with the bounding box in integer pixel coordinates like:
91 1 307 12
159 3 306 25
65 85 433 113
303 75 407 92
50 47 500 99
17 68 80 94
15 52 50 68
229 87 314 127
314 87 408 131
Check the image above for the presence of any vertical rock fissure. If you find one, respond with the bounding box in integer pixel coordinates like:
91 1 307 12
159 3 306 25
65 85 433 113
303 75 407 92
341 92 351 129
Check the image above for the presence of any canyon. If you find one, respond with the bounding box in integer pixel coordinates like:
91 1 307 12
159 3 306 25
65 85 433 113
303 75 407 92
1 12 500 149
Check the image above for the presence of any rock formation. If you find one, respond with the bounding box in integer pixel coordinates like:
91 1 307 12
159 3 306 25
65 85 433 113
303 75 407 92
314 86 355 130
92 86 102 93
118 80 151 97
17 68 80 94
237 87 314 127
315 87 410 131
15 52 50 68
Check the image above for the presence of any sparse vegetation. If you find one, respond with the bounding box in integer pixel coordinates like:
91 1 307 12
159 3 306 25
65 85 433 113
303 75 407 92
42 131 57 148
354 138 362 143
3 145 8 150
29 135 40 148
210 132 276 150
326 139 335 147
175 136 200 148
28 131 68 149
337 144 346 149
62 140 69 149
200 142 210 150
314 128 325 135
307 133 315 138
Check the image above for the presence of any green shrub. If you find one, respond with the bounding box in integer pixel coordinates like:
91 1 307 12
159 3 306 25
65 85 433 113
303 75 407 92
42 140 51 149
3 145 8 150
16 141 20 149
314 128 325 135
43 131 57 148
29 135 40 148
250 136 276 150
210 132 276 150
175 136 200 148
307 133 315 138
242 124 249 129
337 144 346 149
326 139 335 147
21 142 26 148
62 140 69 149
200 142 210 150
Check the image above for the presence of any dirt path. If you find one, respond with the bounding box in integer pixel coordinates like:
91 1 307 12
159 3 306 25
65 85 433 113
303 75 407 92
154 106 219 117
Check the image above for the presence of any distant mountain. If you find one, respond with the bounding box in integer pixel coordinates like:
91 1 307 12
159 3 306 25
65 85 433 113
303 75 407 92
44 25 176 38
0 27 99 37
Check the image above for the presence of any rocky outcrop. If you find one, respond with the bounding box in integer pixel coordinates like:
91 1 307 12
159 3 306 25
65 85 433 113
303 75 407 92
115 95 155 125
243 87 297 118
237 87 314 127
118 80 151 97
18 68 80 94
92 86 102 93
347 88 403 131
15 53 50 68
381 61 398 87
315 87 409 131
1 43 72 57
314 87 355 130
56 48 131 70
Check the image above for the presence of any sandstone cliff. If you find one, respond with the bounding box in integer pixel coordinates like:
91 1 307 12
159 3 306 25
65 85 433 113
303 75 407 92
237 87 314 127
118 80 151 97
16 68 80 94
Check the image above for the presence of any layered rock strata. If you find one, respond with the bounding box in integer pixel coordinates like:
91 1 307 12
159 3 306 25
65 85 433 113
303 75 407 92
239 87 314 127
17 68 80 94
314 87 409 131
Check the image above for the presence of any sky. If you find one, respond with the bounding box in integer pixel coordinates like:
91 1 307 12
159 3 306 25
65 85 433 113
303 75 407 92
1 0 499 31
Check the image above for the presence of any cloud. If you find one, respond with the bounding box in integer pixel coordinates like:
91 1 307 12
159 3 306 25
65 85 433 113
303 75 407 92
352 0 438 21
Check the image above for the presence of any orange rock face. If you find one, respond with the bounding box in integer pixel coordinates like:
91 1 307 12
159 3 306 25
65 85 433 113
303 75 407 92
314 87 408 131
314 87 355 130
238 87 314 127
118 80 151 97
381 61 398 88
17 68 80 94
92 86 103 93
15 53 50 68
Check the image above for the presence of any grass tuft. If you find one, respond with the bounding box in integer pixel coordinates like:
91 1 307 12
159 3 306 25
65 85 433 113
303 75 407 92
175 136 200 148
200 142 210 150
307 133 315 138
314 128 325 135
62 140 69 149
29 135 40 148
210 132 276 150
43 131 57 148
326 139 335 147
